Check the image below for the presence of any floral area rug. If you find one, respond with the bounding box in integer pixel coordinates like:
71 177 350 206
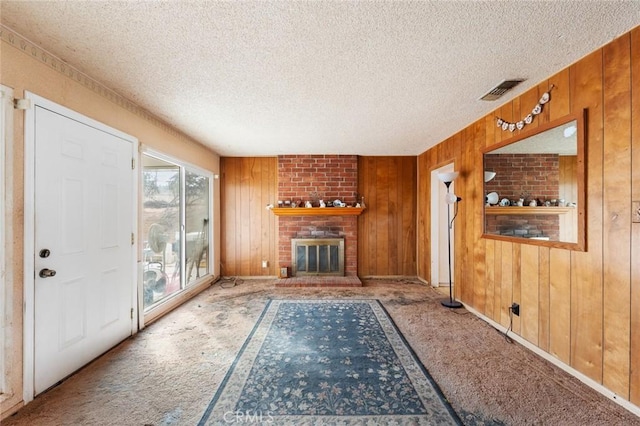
199 299 461 425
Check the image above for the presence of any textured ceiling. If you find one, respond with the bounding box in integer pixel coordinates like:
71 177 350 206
1 1 639 156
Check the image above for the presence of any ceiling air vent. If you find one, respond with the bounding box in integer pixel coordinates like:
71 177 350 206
480 79 526 101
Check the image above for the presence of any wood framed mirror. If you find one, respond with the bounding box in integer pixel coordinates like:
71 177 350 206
482 110 586 251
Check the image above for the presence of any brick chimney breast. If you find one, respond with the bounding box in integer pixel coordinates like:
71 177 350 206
277 155 359 276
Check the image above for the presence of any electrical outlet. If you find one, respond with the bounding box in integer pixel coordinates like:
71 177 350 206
262 260 269 268
510 303 520 316
633 201 640 223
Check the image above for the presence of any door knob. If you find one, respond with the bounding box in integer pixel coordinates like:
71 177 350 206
39 268 57 278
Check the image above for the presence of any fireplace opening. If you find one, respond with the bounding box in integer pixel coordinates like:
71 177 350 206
292 238 344 276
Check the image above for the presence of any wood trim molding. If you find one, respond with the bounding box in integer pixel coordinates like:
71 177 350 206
271 207 365 217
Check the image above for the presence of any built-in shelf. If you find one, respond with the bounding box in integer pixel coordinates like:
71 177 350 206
486 206 574 215
270 207 365 217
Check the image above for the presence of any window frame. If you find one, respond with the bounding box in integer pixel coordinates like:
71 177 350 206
140 148 214 321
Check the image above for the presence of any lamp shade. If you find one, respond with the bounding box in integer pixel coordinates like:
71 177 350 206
445 193 461 204
437 171 459 183
486 192 499 205
484 171 496 182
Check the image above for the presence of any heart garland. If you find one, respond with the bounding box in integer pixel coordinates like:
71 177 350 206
496 85 555 132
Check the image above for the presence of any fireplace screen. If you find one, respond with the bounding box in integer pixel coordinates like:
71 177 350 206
292 238 344 276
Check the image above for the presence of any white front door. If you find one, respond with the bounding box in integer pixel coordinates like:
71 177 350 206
33 104 135 394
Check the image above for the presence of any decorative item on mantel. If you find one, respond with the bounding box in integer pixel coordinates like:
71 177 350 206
269 192 365 216
496 85 554 132
485 192 499 206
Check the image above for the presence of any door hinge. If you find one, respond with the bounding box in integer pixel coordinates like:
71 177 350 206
14 98 31 110
131 233 135 245
131 308 134 319
131 158 135 169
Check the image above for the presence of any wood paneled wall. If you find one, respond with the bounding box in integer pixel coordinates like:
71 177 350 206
220 156 418 278
358 156 417 276
220 157 278 277
417 28 640 407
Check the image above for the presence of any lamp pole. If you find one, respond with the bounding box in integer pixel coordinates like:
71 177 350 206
441 181 463 309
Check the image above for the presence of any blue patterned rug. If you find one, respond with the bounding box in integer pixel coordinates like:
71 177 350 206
199 299 461 425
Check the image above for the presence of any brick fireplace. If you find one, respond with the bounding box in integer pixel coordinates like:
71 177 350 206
275 155 361 283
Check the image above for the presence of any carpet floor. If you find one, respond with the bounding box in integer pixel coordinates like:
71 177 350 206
4 278 640 426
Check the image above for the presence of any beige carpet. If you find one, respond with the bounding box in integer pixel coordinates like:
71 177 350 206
4 278 640 425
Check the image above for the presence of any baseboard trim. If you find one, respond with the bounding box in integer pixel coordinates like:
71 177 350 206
143 276 216 326
463 303 640 418
360 275 418 279
223 275 278 280
1 399 24 422
416 276 431 286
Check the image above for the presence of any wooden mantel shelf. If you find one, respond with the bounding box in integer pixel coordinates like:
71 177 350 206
486 206 574 215
271 207 365 217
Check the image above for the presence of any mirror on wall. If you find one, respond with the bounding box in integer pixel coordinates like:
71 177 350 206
482 110 585 251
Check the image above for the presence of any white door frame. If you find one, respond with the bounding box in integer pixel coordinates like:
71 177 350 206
0 85 13 396
23 92 139 402
430 163 455 288
139 148 215 327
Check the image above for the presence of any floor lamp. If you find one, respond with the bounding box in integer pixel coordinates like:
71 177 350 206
437 171 463 308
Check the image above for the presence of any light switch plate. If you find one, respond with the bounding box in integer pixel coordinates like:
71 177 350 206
633 201 640 223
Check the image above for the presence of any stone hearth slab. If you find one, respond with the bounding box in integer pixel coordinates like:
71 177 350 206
275 276 362 287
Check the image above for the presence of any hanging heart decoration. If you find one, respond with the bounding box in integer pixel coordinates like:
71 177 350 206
496 85 554 132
